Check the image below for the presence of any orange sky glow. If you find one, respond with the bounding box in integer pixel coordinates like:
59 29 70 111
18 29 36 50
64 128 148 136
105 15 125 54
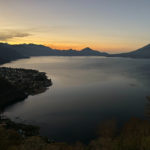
0 0 150 53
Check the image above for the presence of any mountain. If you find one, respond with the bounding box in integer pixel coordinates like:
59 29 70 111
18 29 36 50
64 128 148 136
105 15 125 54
79 47 108 56
0 43 109 64
111 44 150 58
13 45 108 57
13 44 54 56
50 47 109 56
0 43 27 64
0 43 150 65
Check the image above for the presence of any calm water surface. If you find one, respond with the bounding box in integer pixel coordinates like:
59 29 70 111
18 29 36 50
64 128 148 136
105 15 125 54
2 56 150 143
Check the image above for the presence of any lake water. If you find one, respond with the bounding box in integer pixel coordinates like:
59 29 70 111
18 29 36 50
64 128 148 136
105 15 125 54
2 56 150 143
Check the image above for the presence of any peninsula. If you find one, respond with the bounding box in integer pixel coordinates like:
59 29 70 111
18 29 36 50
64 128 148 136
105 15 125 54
0 67 52 110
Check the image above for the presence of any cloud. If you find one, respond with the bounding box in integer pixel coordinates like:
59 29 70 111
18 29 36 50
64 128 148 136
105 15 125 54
0 30 31 41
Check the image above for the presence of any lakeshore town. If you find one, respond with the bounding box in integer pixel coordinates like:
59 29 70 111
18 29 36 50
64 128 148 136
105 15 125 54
0 67 52 111
0 67 52 95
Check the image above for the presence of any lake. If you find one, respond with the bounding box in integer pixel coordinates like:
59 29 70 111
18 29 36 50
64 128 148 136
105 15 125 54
2 56 150 143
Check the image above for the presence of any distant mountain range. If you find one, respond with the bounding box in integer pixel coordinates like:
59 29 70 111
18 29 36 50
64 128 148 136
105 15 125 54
0 43 150 64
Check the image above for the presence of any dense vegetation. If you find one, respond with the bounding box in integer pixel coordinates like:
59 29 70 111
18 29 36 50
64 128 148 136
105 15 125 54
1 118 150 150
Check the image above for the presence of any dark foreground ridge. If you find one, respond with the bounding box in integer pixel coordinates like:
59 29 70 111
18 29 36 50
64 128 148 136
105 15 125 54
1 117 150 150
0 67 52 110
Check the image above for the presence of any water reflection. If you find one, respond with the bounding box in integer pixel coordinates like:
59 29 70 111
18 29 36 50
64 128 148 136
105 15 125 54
2 56 150 142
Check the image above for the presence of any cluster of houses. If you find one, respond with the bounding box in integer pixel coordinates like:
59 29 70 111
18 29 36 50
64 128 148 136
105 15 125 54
0 67 52 95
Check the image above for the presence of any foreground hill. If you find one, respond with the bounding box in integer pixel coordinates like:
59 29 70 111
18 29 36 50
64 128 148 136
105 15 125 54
1 118 150 150
111 44 150 58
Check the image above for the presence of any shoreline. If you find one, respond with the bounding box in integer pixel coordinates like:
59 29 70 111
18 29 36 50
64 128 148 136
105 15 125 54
0 67 52 111
1 61 150 149
0 66 55 145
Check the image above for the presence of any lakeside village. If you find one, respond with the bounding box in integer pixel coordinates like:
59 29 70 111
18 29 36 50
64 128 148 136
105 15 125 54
0 67 52 140
0 67 52 110
0 67 52 95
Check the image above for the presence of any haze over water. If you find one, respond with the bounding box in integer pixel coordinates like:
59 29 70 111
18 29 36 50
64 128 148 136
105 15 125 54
2 56 150 142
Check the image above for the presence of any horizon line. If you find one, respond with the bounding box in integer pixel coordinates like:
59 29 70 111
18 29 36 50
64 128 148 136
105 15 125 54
0 42 149 54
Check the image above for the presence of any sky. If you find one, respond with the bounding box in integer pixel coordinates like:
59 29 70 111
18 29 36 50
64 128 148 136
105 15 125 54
0 0 150 53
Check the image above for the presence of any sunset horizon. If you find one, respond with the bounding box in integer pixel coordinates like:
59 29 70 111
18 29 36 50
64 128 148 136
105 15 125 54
1 0 150 53
1 1 150 149
0 41 149 54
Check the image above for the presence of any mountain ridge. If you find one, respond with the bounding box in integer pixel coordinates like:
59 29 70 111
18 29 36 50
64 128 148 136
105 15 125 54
110 44 150 58
0 43 150 64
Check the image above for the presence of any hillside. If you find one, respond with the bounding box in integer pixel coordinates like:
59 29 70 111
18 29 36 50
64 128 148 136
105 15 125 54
111 44 150 58
0 43 27 64
0 43 150 65
0 43 108 63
